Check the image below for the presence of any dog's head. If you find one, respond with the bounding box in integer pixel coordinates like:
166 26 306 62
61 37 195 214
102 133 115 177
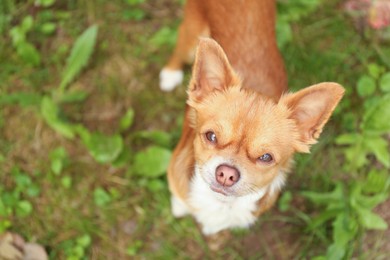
186 38 344 197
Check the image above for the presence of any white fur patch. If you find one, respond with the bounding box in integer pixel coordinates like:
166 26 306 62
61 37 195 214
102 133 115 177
159 68 184 91
185 156 287 235
189 172 267 235
171 195 190 218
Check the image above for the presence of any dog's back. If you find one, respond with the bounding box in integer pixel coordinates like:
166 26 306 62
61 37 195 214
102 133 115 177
200 0 287 98
160 0 287 99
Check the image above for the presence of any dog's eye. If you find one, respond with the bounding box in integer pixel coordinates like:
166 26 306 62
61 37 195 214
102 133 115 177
205 131 217 143
258 153 273 163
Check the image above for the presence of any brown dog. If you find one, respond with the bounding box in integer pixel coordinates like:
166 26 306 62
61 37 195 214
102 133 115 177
162 0 344 249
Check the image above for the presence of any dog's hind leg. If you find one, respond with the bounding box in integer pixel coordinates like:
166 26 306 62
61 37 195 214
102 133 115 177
160 0 209 91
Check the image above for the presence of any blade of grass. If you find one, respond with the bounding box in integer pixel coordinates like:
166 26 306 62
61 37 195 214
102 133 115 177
59 25 98 93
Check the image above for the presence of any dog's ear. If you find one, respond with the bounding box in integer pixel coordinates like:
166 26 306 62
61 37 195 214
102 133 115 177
281 83 344 152
188 38 240 102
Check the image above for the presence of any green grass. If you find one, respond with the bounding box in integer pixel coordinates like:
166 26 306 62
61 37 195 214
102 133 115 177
0 0 389 259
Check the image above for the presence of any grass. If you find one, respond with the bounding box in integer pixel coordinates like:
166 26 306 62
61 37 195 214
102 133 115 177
0 0 389 259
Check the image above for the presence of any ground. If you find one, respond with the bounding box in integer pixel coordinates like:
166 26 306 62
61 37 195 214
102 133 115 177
0 0 389 259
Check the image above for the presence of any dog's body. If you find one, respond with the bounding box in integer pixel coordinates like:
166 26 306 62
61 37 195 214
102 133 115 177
163 0 344 247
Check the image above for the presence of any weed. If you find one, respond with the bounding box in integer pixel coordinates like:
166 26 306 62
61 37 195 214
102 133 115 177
9 15 41 66
123 0 146 21
336 64 390 171
303 64 390 260
58 234 92 260
0 167 40 233
133 146 172 178
276 0 323 48
59 25 98 93
127 239 143 256
93 188 112 207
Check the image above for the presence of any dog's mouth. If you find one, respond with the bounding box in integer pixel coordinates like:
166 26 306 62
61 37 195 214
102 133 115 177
210 185 229 196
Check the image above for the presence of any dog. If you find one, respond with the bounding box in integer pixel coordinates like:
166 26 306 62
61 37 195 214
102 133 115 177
162 0 344 249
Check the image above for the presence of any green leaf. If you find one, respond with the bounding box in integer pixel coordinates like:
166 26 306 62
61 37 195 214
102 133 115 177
311 257 326 260
21 16 33 32
150 26 177 48
146 179 165 192
278 191 292 212
72 245 85 258
61 176 72 189
2 193 19 208
119 108 135 131
76 234 91 248
9 27 25 45
133 146 172 177
355 192 388 210
83 132 123 164
26 185 40 197
73 124 90 142
357 75 376 97
16 200 33 217
357 208 388 230
111 148 132 168
16 42 41 66
40 22 56 35
364 170 389 193
335 133 359 145
362 94 390 133
0 219 12 233
14 174 32 189
379 72 390 92
108 188 121 200
363 96 381 112
340 112 357 132
50 146 67 159
367 63 383 79
332 213 358 246
326 243 346 260
363 136 390 167
50 147 68 175
301 183 344 205
0 92 42 107
126 240 143 256
125 0 145 5
307 209 340 230
94 188 112 207
59 90 89 103
40 96 76 139
59 25 98 92
35 0 56 7
135 130 172 148
344 143 367 170
122 9 146 21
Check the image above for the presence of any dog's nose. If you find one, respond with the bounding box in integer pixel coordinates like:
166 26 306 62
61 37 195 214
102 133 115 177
215 164 240 187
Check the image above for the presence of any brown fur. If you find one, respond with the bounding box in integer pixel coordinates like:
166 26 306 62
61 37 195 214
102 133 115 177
164 0 287 99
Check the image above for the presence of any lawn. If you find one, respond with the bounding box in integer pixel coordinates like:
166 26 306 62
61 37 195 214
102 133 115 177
0 0 389 259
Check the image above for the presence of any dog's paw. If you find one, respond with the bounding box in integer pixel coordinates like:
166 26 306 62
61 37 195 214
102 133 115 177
171 196 189 218
159 68 183 91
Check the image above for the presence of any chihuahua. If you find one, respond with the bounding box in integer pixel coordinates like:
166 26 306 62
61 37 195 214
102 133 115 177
163 0 344 249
